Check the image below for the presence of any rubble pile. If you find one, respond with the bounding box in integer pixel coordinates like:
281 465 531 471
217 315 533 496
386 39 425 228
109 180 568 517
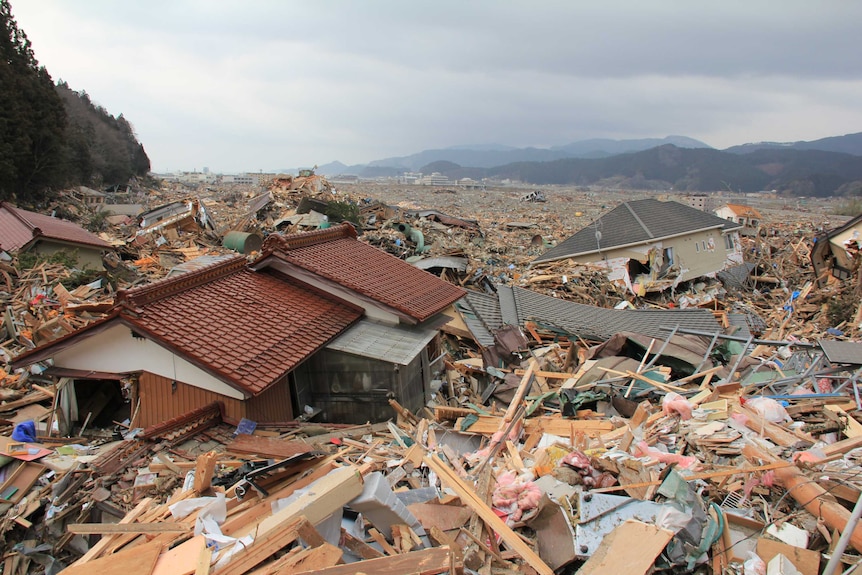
0 175 861 574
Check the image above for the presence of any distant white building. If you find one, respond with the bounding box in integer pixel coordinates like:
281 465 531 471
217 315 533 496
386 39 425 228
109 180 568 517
417 172 450 186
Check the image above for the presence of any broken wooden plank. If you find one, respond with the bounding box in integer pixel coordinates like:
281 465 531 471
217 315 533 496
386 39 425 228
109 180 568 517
577 520 674 575
194 451 218 493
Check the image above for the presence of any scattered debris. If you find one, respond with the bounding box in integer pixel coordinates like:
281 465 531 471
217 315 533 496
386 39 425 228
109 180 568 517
0 177 861 574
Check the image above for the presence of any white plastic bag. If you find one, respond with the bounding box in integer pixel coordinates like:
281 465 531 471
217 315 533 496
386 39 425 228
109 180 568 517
746 396 791 423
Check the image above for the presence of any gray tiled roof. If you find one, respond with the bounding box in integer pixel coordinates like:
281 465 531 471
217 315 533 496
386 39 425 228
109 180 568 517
459 285 723 345
459 292 503 347
533 199 743 264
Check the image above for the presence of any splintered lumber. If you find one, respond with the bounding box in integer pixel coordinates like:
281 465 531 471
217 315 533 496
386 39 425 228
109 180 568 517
577 520 674 575
212 516 312 575
824 404 862 438
67 522 188 534
221 460 340 535
194 451 218 493
424 453 554 575
457 415 613 435
737 405 812 448
292 546 459 575
61 539 163 575
743 443 862 553
71 496 155 565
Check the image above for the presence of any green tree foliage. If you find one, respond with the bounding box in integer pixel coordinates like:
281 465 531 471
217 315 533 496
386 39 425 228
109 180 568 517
1 1 150 205
0 0 67 203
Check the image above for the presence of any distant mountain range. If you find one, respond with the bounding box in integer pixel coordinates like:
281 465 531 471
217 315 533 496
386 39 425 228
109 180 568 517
310 132 862 196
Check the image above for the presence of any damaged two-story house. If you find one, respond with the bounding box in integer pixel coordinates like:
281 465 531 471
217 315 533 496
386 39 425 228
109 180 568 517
11 224 465 429
532 199 744 295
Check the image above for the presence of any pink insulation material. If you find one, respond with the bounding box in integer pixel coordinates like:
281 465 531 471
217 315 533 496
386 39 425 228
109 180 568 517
559 450 617 489
662 392 693 420
492 471 542 524
634 441 701 470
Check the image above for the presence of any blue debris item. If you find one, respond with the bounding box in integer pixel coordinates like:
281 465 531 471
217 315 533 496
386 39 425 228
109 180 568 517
12 421 37 443
826 327 845 336
235 418 257 436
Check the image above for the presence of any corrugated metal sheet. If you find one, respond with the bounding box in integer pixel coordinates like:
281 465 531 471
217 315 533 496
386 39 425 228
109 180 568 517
325 320 437 365
138 372 244 428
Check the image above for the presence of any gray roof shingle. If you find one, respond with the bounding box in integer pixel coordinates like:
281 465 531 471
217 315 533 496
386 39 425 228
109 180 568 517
533 199 742 264
459 286 723 345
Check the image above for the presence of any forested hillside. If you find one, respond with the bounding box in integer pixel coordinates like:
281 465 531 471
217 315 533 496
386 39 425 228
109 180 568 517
0 0 149 206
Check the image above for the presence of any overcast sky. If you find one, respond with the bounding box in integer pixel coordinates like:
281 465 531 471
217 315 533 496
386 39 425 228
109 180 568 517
10 1 862 173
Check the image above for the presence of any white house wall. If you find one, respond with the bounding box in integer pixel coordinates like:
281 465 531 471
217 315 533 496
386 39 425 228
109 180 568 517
52 323 245 400
829 226 862 268
567 229 742 292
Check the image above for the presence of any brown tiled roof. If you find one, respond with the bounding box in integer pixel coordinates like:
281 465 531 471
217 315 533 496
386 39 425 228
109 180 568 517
0 202 113 252
261 224 467 322
724 203 763 218
116 255 363 396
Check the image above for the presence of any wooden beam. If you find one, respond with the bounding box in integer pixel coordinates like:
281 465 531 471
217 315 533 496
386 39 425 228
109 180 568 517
70 497 155 565
67 522 188 534
211 516 307 575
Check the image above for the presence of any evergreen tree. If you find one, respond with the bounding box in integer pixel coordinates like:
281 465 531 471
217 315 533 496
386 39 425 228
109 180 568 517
0 0 68 204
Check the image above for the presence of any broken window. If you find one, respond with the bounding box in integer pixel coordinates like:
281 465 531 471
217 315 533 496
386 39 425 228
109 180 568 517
724 234 734 250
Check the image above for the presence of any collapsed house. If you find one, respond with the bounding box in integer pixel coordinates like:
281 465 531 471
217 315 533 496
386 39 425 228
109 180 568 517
811 212 862 286
714 203 763 237
532 199 744 295
11 224 465 429
0 202 114 269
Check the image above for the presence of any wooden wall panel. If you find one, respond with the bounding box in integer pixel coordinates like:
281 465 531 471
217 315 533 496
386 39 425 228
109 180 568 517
137 372 245 427
245 376 294 423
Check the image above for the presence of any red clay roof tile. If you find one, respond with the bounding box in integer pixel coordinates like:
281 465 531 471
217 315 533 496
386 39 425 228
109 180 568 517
117 255 362 396
261 224 466 322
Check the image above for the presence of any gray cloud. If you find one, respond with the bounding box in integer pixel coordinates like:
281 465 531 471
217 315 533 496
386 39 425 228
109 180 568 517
10 0 862 172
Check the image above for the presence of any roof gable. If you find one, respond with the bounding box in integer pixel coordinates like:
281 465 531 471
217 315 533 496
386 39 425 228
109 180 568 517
259 224 466 322
0 202 113 252
533 199 742 264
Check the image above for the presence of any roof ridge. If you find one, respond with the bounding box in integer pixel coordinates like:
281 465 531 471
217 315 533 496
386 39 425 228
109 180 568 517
262 222 357 253
118 255 247 309
0 202 37 232
623 200 655 238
